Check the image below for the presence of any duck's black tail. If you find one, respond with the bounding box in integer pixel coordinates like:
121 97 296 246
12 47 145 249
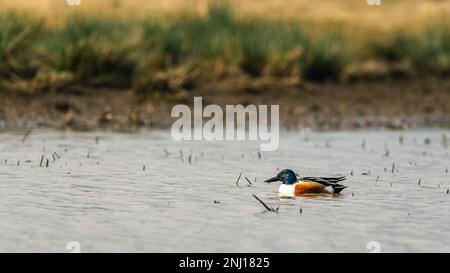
331 184 347 194
300 176 348 193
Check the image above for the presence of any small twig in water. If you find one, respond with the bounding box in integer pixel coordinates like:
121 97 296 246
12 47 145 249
245 177 253 186
236 171 243 186
21 127 33 143
252 194 275 212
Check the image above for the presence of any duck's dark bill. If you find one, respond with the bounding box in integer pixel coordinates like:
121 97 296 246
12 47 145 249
265 176 280 183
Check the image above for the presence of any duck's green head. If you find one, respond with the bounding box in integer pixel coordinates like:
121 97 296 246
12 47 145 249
265 169 298 185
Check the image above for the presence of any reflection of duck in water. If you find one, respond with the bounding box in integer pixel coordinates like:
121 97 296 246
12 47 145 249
265 169 347 197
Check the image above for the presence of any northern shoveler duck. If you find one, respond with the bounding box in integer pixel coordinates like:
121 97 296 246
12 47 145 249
265 169 347 197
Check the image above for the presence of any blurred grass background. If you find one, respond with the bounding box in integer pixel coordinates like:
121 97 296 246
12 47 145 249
1 0 450 94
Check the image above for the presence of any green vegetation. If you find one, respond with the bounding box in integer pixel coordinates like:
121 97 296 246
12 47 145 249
0 12 41 81
370 20 450 76
1 4 449 94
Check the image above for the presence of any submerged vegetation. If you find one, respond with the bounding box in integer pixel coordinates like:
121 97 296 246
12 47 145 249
0 3 450 94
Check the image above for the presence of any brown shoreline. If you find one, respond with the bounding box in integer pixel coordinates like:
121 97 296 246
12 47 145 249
1 77 449 132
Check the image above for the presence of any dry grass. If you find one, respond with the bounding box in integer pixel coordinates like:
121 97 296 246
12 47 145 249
4 0 450 28
0 0 449 93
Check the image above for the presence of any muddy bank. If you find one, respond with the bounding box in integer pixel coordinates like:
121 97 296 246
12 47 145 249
0 77 449 132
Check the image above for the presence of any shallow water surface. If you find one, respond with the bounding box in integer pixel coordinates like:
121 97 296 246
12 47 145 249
0 129 449 252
